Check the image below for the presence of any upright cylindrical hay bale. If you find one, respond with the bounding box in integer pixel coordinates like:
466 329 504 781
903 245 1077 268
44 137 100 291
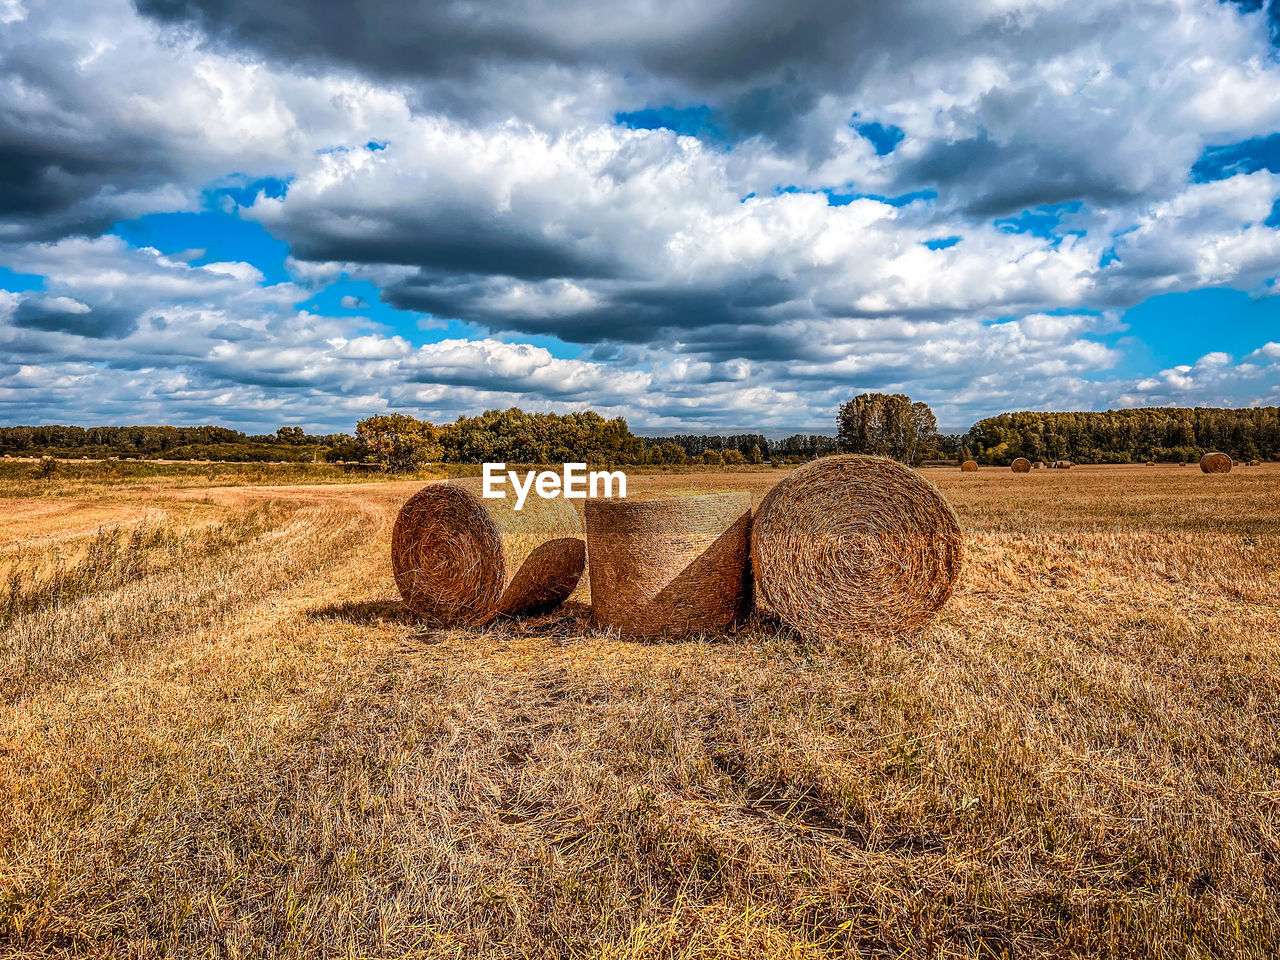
1032 461 1045 469
960 460 978 472
752 455 962 642
1011 458 1031 473
1200 452 1232 474
585 492 751 637
391 479 585 625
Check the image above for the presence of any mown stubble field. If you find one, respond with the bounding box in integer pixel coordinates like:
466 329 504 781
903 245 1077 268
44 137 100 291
1 462 1278 958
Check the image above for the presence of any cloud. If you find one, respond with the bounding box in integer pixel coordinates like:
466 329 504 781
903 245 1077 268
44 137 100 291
2 0 1280 432
133 0 1280 214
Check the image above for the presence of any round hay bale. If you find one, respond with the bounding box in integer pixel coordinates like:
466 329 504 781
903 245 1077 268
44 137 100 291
1200 452 1232 474
1250 459 1261 467
1145 461 1156 467
391 479 585 625
960 460 978 472
751 455 962 642
585 491 751 637
1011 458 1031 473
1032 461 1045 469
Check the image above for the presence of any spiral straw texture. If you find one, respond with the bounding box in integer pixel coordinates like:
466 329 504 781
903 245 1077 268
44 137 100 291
391 479 585 625
585 492 751 637
751 455 963 642
960 460 978 472
1200 452 1232 474
1011 458 1032 473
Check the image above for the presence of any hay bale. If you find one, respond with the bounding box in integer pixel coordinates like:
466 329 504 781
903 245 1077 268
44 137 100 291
960 460 978 472
751 455 962 642
391 479 585 625
585 491 751 637
1250 459 1262 467
1032 461 1045 469
1011 458 1031 473
1146 461 1156 467
1200 452 1232 474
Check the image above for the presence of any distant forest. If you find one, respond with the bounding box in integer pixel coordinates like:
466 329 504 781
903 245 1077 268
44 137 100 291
963 407 1280 465
2 402 1277 468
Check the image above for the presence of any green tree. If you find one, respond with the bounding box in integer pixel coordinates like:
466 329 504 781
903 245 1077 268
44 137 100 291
836 393 939 465
354 414 442 471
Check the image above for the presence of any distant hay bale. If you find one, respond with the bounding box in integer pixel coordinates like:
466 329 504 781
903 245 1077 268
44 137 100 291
1199 452 1232 474
1233 460 1242 467
1053 460 1074 469
1032 461 1045 469
1146 461 1156 467
1250 459 1262 466
1011 458 1032 473
585 492 751 637
391 479 585 625
751 455 962 642
960 460 978 472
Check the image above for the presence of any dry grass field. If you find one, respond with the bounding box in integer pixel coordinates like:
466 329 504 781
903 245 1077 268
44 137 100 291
2 461 1279 958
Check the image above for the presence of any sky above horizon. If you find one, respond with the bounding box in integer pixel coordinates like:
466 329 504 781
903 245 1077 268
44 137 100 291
2 0 1280 434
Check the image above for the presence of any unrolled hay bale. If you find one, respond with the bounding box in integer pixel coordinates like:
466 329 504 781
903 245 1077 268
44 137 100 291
960 460 978 472
752 455 962 642
1011 458 1032 473
391 479 585 625
585 491 751 637
1200 452 1232 474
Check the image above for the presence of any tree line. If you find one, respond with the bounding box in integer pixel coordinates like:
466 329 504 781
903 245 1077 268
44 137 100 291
962 407 1280 464
352 410 775 471
0 424 348 463
4 399 1277 469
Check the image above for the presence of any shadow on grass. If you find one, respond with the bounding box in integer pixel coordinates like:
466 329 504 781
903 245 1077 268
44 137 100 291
306 599 418 625
306 596 790 647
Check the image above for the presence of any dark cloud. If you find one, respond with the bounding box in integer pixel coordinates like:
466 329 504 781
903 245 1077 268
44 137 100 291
132 0 967 151
380 271 804 345
0 45 181 240
899 129 1146 219
12 297 137 339
274 208 618 282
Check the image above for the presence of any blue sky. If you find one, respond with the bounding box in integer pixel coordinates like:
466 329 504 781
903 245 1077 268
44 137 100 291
2 0 1280 433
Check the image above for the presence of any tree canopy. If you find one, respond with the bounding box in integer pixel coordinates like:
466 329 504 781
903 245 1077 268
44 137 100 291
964 407 1280 464
836 393 940 465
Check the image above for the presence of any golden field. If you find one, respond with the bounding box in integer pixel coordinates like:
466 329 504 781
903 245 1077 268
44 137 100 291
1 460 1278 958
